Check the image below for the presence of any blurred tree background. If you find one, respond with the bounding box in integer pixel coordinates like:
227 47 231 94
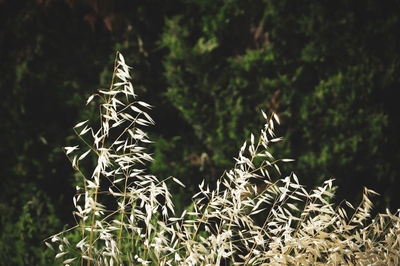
1 0 399 264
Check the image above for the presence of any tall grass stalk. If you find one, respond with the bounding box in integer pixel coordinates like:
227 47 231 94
47 52 400 265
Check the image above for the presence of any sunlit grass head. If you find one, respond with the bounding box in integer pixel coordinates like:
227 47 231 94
47 53 400 265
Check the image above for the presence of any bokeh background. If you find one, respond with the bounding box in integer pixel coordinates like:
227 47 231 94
1 0 399 264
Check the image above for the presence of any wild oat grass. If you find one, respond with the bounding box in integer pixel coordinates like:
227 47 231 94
47 52 400 265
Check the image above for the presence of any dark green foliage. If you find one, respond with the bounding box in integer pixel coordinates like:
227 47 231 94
1 0 400 263
160 0 400 212
0 190 60 265
0 1 113 263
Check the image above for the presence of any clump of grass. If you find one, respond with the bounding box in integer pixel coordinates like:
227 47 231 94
47 52 400 265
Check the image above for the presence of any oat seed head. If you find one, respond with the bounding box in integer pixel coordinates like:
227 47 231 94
48 52 400 265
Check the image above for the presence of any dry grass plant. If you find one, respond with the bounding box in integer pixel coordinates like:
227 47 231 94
47 53 400 265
